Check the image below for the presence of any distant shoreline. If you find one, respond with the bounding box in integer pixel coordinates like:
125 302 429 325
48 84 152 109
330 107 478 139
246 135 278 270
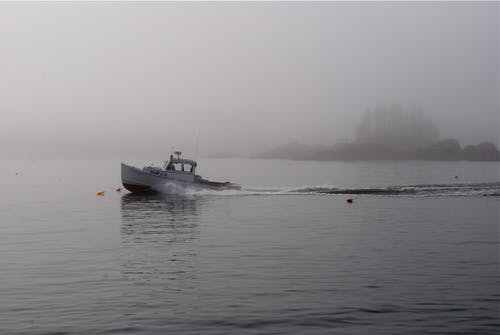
251 140 500 162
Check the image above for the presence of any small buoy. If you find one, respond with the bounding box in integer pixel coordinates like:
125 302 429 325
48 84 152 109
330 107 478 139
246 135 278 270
115 188 121 192
454 175 459 179
96 191 105 196
346 197 353 203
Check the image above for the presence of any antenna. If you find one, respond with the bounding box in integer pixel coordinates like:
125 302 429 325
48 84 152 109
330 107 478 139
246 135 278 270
195 129 200 162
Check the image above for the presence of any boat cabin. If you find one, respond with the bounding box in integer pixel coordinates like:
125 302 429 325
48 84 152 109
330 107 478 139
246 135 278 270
163 151 197 174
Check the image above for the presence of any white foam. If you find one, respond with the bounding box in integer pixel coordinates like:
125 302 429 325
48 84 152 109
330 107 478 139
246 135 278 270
152 181 319 197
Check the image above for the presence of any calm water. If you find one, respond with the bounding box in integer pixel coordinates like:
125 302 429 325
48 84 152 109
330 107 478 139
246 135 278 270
1 158 499 334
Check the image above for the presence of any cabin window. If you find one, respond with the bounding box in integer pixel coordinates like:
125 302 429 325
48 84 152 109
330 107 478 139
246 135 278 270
173 163 182 171
184 164 193 172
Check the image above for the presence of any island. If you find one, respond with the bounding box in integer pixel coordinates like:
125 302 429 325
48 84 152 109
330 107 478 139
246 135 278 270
253 105 500 161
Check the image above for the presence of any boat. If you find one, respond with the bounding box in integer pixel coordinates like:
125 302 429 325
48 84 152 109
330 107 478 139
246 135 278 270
121 151 241 193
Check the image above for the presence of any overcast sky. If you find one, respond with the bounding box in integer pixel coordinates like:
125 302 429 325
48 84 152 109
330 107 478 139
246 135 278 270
1 1 498 157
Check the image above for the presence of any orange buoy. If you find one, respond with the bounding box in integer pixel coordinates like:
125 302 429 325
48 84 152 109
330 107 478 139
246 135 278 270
96 191 105 196
346 197 353 203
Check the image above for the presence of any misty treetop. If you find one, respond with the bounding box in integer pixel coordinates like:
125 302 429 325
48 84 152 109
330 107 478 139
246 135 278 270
356 104 439 152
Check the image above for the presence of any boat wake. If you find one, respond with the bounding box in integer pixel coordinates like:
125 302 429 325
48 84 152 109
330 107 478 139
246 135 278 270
289 182 500 197
153 181 500 197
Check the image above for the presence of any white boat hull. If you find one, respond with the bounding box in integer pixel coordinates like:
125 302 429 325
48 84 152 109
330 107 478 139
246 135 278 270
121 163 240 193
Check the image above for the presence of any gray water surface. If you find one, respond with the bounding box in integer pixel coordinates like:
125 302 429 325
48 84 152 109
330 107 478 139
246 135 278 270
1 158 499 334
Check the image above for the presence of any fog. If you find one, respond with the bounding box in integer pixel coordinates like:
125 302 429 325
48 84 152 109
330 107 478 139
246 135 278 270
1 2 498 158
